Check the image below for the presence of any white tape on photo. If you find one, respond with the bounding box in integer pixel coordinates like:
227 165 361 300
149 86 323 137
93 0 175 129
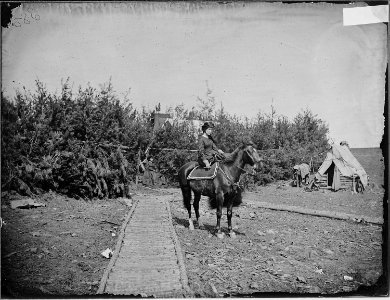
343 5 388 26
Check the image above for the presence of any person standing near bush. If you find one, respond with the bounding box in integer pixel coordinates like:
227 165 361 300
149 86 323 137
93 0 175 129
198 122 225 169
144 157 158 186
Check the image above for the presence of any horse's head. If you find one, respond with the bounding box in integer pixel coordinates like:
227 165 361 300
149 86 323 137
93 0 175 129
242 141 262 171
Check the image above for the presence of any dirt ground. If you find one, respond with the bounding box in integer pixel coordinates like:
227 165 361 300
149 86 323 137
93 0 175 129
1 191 132 297
170 182 386 297
1 181 386 298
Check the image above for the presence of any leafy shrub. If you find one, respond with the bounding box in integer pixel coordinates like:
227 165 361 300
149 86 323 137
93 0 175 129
1 80 150 198
1 79 330 198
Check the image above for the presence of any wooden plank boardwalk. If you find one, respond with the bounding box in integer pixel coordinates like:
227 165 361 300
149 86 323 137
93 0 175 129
97 194 193 297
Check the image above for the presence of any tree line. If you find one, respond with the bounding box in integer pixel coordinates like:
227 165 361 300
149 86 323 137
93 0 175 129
1 79 329 199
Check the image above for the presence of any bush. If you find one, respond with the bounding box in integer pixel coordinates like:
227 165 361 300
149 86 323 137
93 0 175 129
1 80 149 199
1 79 330 197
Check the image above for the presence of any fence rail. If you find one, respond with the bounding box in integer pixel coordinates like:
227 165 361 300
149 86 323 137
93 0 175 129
148 147 282 152
150 148 198 152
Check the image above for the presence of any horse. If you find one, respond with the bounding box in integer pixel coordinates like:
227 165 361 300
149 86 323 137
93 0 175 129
293 163 310 187
178 141 262 239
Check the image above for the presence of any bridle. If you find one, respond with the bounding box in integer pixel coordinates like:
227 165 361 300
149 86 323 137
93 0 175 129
218 165 242 190
217 147 259 188
244 148 256 164
233 162 257 176
240 147 260 176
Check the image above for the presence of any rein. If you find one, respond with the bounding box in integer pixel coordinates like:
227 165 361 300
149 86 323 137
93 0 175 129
232 149 257 176
214 147 258 188
233 163 256 176
217 165 242 189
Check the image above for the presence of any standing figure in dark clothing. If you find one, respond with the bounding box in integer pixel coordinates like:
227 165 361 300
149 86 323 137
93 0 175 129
198 122 225 169
145 157 158 186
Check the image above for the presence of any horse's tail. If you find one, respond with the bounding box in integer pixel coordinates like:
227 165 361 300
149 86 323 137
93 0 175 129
178 161 197 208
208 196 218 209
181 185 192 210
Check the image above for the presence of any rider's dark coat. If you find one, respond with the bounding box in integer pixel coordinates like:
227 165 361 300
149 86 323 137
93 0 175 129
198 135 219 166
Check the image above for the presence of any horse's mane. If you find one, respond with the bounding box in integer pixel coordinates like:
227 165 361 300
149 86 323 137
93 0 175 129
223 143 247 164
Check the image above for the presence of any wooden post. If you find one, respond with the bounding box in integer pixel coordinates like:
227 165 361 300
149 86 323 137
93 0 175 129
352 175 356 194
309 157 313 174
135 148 141 188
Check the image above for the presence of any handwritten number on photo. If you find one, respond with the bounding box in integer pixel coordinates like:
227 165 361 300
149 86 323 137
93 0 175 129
11 10 40 27
11 17 22 27
24 14 30 24
27 7 40 21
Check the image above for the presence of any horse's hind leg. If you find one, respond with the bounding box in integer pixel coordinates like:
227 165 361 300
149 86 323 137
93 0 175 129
215 191 224 239
193 192 203 229
182 186 194 230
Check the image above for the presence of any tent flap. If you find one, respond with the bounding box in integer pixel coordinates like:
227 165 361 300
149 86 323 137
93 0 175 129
316 144 368 189
332 165 341 191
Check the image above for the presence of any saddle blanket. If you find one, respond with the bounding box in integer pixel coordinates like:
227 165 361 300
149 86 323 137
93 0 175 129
187 163 219 180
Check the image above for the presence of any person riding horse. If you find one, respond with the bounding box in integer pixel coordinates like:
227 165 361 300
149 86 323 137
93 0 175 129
179 135 262 238
198 122 225 169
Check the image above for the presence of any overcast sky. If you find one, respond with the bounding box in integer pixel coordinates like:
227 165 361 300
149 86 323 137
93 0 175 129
2 2 387 148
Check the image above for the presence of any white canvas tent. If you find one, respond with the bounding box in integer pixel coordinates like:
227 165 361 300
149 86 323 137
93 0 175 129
315 144 368 191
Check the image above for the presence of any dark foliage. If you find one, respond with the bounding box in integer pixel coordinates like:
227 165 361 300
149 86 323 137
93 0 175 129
1 79 329 198
1 79 151 198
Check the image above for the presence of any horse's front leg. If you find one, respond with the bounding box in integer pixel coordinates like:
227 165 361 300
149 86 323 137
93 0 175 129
193 192 203 229
215 191 224 239
188 218 195 230
227 200 236 238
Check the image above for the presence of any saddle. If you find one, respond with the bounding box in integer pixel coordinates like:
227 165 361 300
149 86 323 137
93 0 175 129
187 162 219 180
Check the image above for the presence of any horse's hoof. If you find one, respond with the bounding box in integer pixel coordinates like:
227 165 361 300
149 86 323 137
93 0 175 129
189 224 195 230
216 232 225 239
197 222 204 229
229 231 236 238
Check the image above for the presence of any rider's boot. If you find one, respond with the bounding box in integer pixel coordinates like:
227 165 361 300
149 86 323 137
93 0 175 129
203 159 211 170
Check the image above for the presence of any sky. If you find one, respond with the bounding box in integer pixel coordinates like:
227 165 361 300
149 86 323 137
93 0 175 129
2 2 387 148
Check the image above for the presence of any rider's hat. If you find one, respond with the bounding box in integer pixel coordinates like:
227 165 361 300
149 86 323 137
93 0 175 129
201 121 215 132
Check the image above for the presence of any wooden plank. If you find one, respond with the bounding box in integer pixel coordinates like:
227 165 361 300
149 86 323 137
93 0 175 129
98 195 193 297
108 274 181 284
106 281 182 290
247 199 383 225
109 268 181 276
116 255 178 262
105 281 183 295
119 248 176 256
111 264 180 273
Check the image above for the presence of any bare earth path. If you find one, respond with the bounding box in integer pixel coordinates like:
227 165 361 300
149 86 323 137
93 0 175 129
97 194 193 297
1 183 384 297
